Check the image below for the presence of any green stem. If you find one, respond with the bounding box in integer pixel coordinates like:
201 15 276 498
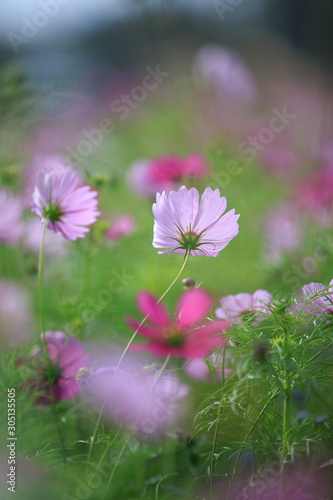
37 218 66 462
38 219 48 347
150 353 171 393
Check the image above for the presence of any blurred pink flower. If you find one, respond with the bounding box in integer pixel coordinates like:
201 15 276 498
297 280 333 318
84 365 189 436
259 145 299 178
105 215 136 241
194 45 257 102
294 164 333 226
31 165 100 240
0 190 23 246
152 186 239 257
27 331 90 404
216 290 272 323
127 153 208 197
184 353 233 381
263 204 303 264
126 288 230 358
23 218 68 256
0 280 32 344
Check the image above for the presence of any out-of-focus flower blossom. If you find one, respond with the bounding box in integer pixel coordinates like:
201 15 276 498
152 186 239 257
31 165 100 240
184 352 233 381
127 153 208 197
0 190 23 246
126 288 230 358
263 204 303 264
105 215 136 241
26 331 90 404
294 164 333 226
0 280 32 344
259 145 299 178
22 218 68 256
296 280 333 318
194 45 257 103
216 290 272 324
84 365 189 436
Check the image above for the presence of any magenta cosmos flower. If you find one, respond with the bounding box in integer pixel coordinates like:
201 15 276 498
216 290 272 323
31 166 100 240
153 186 239 257
105 214 136 241
127 153 208 197
126 288 230 358
26 331 90 404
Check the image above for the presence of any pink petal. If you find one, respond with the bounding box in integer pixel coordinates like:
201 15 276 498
136 291 170 326
176 289 214 329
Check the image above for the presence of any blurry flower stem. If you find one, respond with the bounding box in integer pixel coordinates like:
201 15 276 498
150 353 171 393
37 218 66 462
115 250 190 373
38 219 48 344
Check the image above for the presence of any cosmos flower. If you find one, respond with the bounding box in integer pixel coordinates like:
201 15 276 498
152 186 239 257
0 190 23 246
294 164 333 226
26 331 90 404
127 153 208 197
263 204 303 264
126 288 230 358
215 290 272 324
297 280 333 318
105 214 136 241
84 365 189 436
31 165 100 240
193 45 257 102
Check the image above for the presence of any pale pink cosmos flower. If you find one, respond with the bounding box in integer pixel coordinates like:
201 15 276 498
216 290 272 324
263 204 303 264
26 331 90 404
105 214 136 241
0 280 32 345
0 190 23 246
31 165 100 240
127 153 208 197
184 353 233 381
126 288 230 358
84 365 189 436
194 45 257 103
297 280 333 318
152 186 239 257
